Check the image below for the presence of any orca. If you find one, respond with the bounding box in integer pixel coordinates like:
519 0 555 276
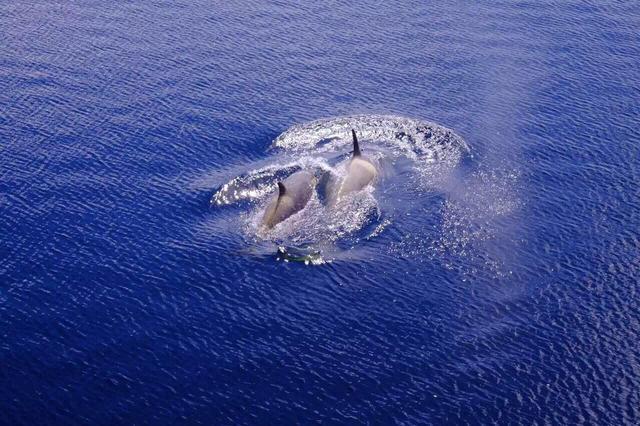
261 171 316 229
328 130 377 204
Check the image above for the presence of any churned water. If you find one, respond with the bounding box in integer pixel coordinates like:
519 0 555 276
1 1 639 424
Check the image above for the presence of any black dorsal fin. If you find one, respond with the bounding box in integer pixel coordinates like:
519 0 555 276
352 129 361 157
277 181 286 197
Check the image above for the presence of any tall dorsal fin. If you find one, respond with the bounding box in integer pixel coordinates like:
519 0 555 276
277 181 286 197
352 129 361 157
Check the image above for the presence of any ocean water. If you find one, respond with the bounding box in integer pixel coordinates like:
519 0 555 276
1 1 639 424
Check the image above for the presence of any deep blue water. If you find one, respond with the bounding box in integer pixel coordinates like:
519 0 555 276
2 1 639 424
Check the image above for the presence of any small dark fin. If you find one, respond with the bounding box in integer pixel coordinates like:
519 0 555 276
277 181 286 197
352 129 361 157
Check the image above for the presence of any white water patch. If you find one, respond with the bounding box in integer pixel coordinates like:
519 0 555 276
274 114 469 189
209 114 471 263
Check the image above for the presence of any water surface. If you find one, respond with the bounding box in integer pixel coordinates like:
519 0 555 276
1 1 639 424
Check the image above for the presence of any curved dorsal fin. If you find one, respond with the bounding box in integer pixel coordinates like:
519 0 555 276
352 129 361 157
277 181 286 197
